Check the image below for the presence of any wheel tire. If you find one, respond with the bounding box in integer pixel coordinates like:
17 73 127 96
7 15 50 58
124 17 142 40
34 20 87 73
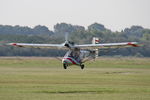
63 64 67 69
80 64 84 69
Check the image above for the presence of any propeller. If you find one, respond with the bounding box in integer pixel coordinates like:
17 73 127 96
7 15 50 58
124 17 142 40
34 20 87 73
65 32 69 42
63 32 71 48
63 32 75 48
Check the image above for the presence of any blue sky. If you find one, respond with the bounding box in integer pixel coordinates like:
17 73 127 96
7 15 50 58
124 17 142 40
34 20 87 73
0 0 150 31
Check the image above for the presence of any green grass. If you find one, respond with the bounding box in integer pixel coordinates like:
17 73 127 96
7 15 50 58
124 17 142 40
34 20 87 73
0 57 150 100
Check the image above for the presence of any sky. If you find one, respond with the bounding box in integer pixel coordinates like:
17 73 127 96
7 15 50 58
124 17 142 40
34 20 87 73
0 0 150 31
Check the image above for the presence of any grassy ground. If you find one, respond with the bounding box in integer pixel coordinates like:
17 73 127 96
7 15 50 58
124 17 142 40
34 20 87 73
0 57 150 100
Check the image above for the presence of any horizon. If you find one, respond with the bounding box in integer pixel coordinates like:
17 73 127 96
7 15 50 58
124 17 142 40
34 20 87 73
0 22 147 32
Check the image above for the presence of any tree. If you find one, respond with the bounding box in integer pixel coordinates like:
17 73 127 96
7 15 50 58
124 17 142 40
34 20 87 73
88 23 106 31
33 25 54 35
0 23 150 57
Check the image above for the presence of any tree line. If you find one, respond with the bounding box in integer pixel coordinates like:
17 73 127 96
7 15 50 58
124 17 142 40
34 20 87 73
0 23 150 57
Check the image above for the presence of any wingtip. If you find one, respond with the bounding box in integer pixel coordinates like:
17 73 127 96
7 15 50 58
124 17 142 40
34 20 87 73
127 42 139 47
7 43 17 46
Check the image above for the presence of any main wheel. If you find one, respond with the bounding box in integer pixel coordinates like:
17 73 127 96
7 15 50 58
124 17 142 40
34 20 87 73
63 64 67 69
80 64 85 69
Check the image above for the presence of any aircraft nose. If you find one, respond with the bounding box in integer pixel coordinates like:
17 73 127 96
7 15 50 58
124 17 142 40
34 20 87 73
62 58 68 64
62 58 75 65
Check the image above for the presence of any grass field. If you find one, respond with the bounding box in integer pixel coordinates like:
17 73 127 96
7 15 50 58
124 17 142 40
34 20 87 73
0 57 150 100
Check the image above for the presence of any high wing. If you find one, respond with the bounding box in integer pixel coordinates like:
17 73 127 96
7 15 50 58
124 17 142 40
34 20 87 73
7 42 139 50
74 42 139 49
7 43 66 49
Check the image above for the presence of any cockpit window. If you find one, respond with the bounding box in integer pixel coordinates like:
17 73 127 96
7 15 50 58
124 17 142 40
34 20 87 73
64 49 81 62
64 51 71 57
65 50 80 60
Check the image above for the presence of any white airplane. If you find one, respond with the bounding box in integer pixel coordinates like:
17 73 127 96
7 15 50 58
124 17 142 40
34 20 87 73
7 37 139 69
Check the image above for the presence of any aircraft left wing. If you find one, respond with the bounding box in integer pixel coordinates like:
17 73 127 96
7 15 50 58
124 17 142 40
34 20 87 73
7 43 66 49
74 42 139 49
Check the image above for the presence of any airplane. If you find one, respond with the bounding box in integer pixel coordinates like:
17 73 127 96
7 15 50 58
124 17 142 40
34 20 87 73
6 37 139 69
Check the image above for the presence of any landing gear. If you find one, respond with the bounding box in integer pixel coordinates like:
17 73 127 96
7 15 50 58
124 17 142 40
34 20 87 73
80 64 85 69
63 64 68 69
63 63 85 69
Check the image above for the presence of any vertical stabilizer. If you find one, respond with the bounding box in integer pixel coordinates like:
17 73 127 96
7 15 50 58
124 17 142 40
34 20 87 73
92 37 100 44
92 37 100 57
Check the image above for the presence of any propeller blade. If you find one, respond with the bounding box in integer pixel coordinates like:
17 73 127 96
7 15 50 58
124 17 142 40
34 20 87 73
65 32 69 41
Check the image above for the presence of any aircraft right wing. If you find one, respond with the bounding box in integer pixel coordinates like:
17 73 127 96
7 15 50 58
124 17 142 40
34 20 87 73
74 42 139 49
